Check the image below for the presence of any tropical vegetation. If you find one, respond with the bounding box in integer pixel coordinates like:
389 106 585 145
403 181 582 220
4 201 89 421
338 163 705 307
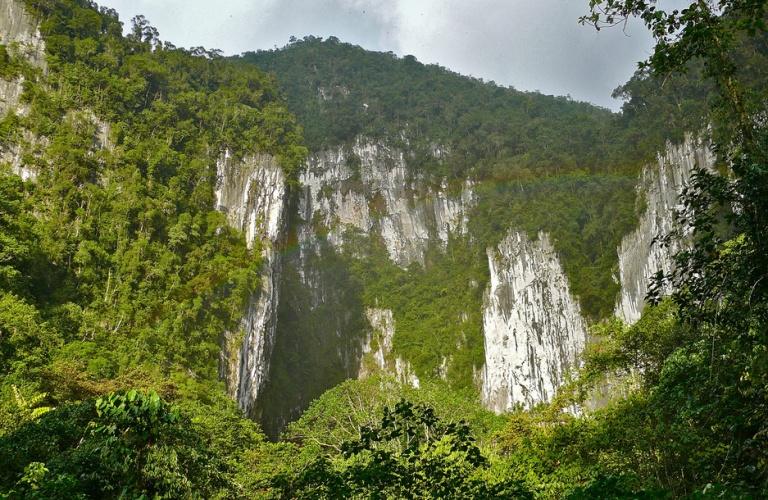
1 0 767 498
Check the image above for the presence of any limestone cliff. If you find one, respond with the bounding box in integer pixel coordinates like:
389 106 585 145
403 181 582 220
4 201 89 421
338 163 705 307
300 137 475 266
0 0 46 69
0 0 46 179
615 136 715 324
359 308 420 388
215 151 287 418
481 230 587 412
0 0 44 116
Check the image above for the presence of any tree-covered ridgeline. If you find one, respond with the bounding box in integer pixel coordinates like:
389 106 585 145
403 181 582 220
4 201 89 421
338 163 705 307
239 36 668 177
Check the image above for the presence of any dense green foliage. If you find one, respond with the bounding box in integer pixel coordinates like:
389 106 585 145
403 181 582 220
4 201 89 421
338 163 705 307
285 399 532 499
240 37 652 177
0 0 305 494
0 389 279 498
0 0 303 388
2 0 768 497
345 233 487 388
285 375 505 453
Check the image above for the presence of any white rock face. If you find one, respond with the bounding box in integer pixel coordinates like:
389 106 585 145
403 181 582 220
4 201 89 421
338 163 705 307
481 230 587 413
0 78 26 117
359 308 420 388
215 151 287 416
0 129 36 180
0 0 50 181
0 0 46 117
615 136 715 324
301 137 475 266
0 0 46 67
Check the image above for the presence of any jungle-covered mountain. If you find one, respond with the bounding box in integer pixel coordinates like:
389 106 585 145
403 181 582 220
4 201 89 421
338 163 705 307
234 38 652 435
1 0 768 497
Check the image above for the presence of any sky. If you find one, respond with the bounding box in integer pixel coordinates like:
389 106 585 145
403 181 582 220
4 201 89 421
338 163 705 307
97 0 673 110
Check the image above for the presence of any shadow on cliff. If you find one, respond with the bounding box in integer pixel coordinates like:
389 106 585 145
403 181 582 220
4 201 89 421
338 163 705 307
256 202 368 439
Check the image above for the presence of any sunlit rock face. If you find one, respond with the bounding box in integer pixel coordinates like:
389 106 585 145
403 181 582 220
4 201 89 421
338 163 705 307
0 0 45 116
481 230 587 413
215 151 287 418
615 136 715 324
0 128 38 180
359 308 420 388
0 78 26 118
0 0 46 179
0 0 46 69
301 137 475 266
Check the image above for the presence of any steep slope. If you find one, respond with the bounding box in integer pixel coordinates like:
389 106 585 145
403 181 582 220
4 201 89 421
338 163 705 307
236 38 652 433
615 135 716 323
215 152 287 419
0 0 45 178
0 0 304 427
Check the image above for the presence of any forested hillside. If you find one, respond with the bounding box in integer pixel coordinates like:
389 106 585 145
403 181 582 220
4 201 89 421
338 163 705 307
237 39 644 425
0 0 307 495
240 39 650 322
241 37 642 174
1 0 767 498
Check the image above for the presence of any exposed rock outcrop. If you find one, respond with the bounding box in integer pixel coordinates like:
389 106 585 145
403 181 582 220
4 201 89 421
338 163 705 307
615 136 715 324
1 0 47 180
481 230 587 412
215 151 287 418
359 308 420 388
0 0 46 117
301 137 475 266
0 0 46 68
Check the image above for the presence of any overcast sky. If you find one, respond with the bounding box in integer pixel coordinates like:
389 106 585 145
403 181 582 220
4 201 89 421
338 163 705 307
97 0 677 110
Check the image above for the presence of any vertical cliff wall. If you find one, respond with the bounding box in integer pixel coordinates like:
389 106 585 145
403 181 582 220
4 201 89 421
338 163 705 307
215 151 287 418
0 0 46 70
0 0 45 116
0 0 46 179
300 137 475 266
253 137 476 436
615 136 715 324
481 230 587 412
